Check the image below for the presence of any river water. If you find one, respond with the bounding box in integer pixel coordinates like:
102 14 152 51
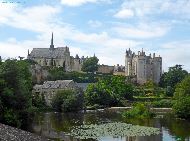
26 110 190 141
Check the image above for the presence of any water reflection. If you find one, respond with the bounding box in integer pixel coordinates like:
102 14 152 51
27 110 190 141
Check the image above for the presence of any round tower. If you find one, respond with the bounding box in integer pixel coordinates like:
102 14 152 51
125 48 132 76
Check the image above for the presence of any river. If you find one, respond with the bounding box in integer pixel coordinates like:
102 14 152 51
26 110 190 141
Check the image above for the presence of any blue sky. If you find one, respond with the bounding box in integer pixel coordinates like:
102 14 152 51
0 0 190 71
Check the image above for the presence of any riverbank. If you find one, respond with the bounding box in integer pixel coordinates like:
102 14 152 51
105 107 172 113
0 123 50 141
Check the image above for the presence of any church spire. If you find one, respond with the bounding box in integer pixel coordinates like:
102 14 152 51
50 32 54 50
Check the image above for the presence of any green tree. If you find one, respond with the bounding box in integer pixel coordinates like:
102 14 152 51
172 75 190 119
85 83 115 107
51 89 84 112
159 65 188 96
32 93 46 109
85 76 135 107
0 59 32 127
174 75 190 98
173 96 190 119
122 103 155 119
81 56 99 73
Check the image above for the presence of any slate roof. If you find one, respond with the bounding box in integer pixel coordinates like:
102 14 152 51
29 47 67 58
41 80 74 89
33 84 43 90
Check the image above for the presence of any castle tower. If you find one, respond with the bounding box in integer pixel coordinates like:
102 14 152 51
50 32 54 50
152 54 162 84
125 48 162 84
125 48 133 76
136 51 147 84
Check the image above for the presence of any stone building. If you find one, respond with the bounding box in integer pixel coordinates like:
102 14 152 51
113 64 125 76
125 48 162 84
97 64 114 74
27 33 85 72
33 80 79 105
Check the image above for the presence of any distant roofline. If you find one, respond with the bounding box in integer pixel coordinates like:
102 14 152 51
32 46 68 49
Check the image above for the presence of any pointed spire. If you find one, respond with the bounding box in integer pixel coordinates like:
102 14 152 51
51 32 53 45
50 32 54 50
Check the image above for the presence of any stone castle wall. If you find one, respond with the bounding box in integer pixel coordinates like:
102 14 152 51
125 49 162 84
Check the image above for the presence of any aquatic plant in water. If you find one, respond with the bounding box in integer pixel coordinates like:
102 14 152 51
69 122 160 140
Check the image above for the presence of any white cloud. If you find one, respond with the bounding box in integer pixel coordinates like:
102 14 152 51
114 9 134 19
60 0 111 6
157 40 190 72
114 0 190 19
88 20 102 28
1 1 189 72
0 4 61 33
113 22 170 39
0 3 141 66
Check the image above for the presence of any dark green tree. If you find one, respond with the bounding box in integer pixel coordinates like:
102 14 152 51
85 76 135 107
0 59 32 127
172 75 190 119
51 89 84 112
159 64 188 96
81 56 99 73
173 96 190 119
174 75 190 98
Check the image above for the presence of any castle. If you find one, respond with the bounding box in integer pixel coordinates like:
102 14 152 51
27 33 85 72
125 48 162 84
27 33 162 84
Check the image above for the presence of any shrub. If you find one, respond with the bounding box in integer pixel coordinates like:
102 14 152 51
85 76 135 107
0 59 33 127
51 89 84 112
151 99 173 108
32 93 46 109
174 75 190 98
172 96 190 119
122 103 155 119
3 109 21 127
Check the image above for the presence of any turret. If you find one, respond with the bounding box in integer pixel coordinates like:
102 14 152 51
153 53 155 58
75 54 79 59
126 48 132 57
125 48 133 76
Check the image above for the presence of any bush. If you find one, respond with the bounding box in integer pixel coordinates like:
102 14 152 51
0 59 33 127
174 75 190 98
173 96 190 119
51 89 84 112
151 99 173 108
32 93 46 109
3 109 21 127
85 76 135 107
122 103 155 119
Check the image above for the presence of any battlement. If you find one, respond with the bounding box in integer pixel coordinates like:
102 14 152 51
125 48 162 84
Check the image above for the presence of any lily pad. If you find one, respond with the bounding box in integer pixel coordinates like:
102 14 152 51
69 122 160 139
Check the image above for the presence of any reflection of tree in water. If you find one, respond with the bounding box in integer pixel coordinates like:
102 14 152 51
124 118 155 127
160 113 190 140
50 112 84 132
30 112 85 140
83 110 123 124
28 112 190 141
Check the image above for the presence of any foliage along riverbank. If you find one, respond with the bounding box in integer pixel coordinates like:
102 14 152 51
1 58 190 130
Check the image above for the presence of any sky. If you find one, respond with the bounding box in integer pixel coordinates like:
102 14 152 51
0 0 190 72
